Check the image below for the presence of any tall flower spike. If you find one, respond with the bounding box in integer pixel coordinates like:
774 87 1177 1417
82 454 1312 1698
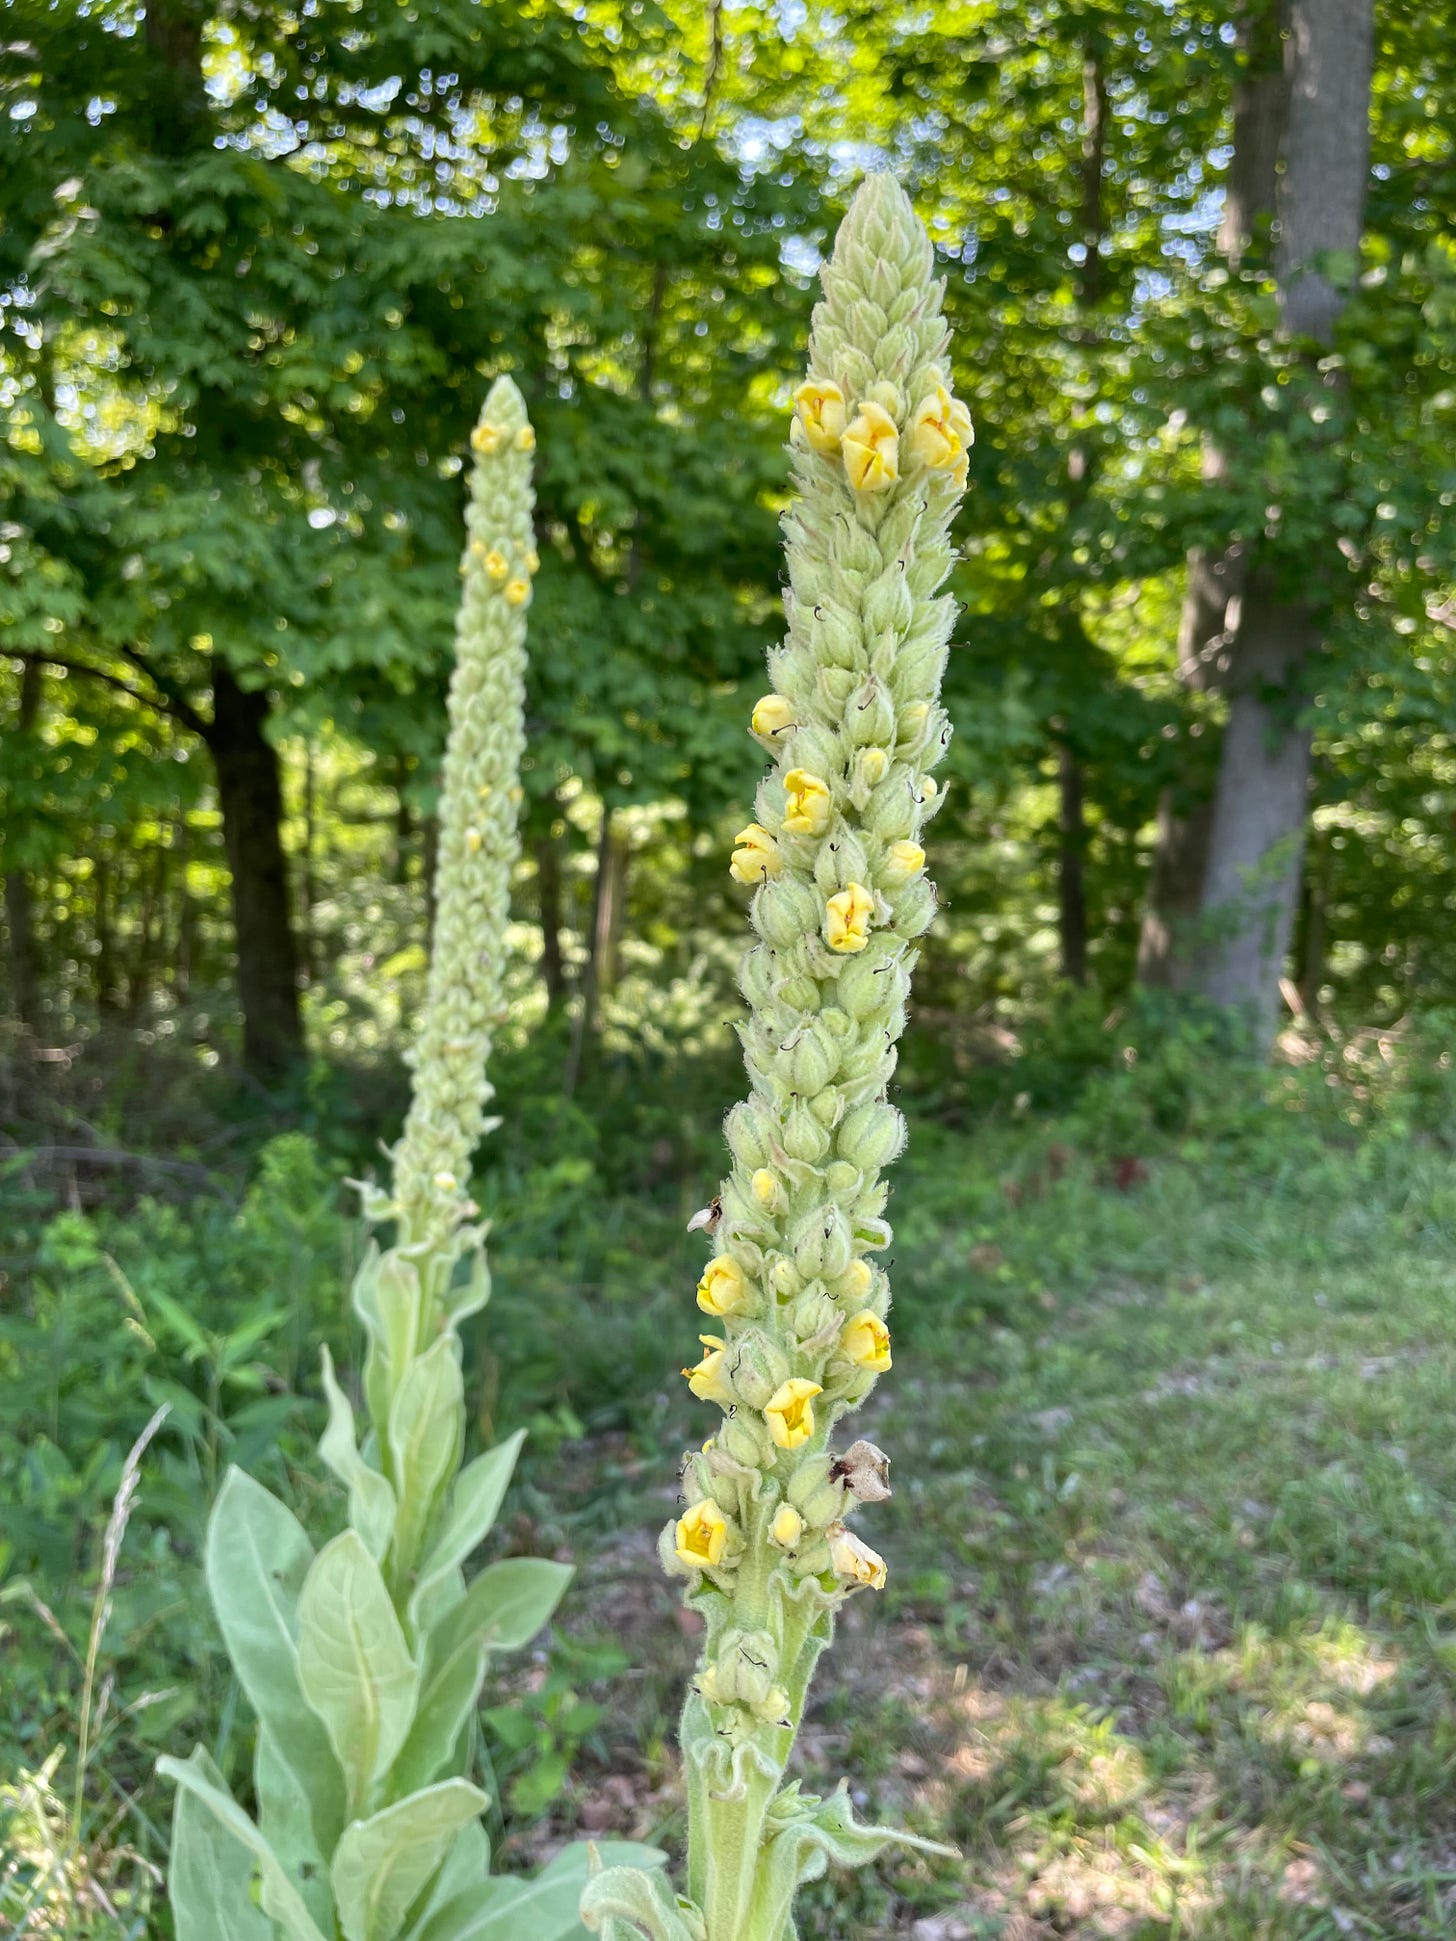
584 175 964 1941
164 380 659 1938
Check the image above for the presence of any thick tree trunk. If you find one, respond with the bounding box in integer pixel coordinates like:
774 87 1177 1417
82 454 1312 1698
1057 744 1089 986
4 657 42 1030
1188 0 1374 1045
1137 2 1290 988
205 665 304 1076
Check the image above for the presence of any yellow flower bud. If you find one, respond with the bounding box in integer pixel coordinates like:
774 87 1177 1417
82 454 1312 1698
840 1309 892 1373
483 549 509 583
432 1170 457 1191
783 769 832 837
907 384 973 472
882 840 925 885
730 823 782 885
466 828 483 854
504 578 531 606
825 882 875 953
859 746 888 787
751 693 796 740
920 775 939 802
793 377 848 456
514 424 536 452
750 1168 781 1211
837 1258 874 1302
525 547 541 574
829 1527 887 1590
697 1254 750 1317
842 401 900 494
770 1504 804 1549
764 1377 822 1451
683 1335 733 1405
675 1498 729 1569
471 422 503 456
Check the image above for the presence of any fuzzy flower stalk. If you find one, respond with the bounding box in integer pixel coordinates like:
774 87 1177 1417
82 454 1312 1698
583 177 969 1941
161 381 644 1940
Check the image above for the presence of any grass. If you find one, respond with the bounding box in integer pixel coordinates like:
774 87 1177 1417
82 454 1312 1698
6 1028 1456 1938
534 1125 1456 1939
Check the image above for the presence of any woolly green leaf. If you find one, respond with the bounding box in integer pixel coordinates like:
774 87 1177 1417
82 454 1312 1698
331 1779 490 1941
158 1748 331 1941
387 1334 464 1576
389 1556 569 1798
296 1530 420 1813
320 1344 397 1563
578 1857 702 1941
168 1756 272 1941
401 1823 491 1941
256 1726 334 1934
204 1468 345 1854
418 1842 669 1941
408 1428 526 1632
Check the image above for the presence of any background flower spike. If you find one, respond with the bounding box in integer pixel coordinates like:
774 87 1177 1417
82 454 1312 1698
583 170 967 1941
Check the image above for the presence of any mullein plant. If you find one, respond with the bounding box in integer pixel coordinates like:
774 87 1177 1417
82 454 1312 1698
162 378 654 1941
582 176 970 1941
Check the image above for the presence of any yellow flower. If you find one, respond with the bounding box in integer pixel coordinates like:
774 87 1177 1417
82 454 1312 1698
683 1335 733 1404
764 1377 822 1450
471 422 503 456
783 769 832 837
697 1254 749 1317
842 401 900 494
883 840 925 885
825 882 875 953
515 424 536 452
675 1498 729 1569
750 1168 781 1210
907 384 973 471
504 578 531 606
483 549 509 583
730 823 782 885
840 1309 892 1373
793 378 848 455
920 775 939 802
752 693 796 739
770 1503 804 1549
829 1527 887 1590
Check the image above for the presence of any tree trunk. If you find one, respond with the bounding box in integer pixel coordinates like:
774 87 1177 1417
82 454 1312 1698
1137 1 1290 989
535 830 567 1011
563 805 618 1096
205 665 304 1076
3 657 42 1030
1057 743 1089 986
1188 0 1374 1045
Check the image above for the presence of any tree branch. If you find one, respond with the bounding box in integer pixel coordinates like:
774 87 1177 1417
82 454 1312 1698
5 649 207 736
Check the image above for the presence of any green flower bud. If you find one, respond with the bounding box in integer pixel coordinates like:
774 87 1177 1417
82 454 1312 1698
782 1098 830 1163
756 877 823 947
836 1099 907 1172
787 1454 849 1528
726 1328 792 1409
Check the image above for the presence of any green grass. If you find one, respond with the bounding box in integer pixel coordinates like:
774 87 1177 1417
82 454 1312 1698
544 1130 1456 1939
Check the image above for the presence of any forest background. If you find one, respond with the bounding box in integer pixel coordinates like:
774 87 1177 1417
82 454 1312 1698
4 2 1456 1937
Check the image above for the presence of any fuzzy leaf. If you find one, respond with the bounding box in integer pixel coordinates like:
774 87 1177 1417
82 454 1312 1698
331 1778 490 1941
169 1757 272 1941
158 1748 331 1941
401 1823 491 1941
578 1858 702 1941
387 1334 464 1574
296 1529 420 1812
256 1726 335 1933
389 1556 570 1798
408 1428 526 1632
417 1842 667 1941
320 1345 397 1562
204 1468 345 1853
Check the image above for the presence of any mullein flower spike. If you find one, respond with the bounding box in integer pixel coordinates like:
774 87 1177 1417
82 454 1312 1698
584 175 966 1941
164 382 655 1939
